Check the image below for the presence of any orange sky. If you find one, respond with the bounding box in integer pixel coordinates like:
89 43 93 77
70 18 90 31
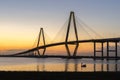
0 0 120 53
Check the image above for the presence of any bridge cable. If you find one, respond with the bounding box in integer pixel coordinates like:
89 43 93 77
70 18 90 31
76 18 94 39
51 18 69 43
76 17 103 39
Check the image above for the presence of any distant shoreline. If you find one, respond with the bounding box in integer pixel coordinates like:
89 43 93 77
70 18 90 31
0 71 119 80
0 55 120 60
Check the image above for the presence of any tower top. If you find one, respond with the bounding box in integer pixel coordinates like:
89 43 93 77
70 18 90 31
70 11 74 14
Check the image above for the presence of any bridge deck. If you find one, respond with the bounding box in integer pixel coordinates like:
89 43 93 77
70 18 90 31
12 37 120 56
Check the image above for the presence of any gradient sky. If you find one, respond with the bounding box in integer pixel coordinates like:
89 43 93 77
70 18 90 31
0 0 120 51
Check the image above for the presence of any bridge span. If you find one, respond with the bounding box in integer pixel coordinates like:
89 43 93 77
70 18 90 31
3 11 120 60
12 37 120 59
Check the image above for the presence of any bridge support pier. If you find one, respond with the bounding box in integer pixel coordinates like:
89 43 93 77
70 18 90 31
65 11 79 56
107 42 109 60
115 42 118 60
106 42 118 60
37 50 40 56
94 42 96 60
36 28 46 56
101 42 104 59
94 42 104 60
65 45 71 56
33 50 40 56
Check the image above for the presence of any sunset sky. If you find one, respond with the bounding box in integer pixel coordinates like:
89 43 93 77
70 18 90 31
0 0 120 53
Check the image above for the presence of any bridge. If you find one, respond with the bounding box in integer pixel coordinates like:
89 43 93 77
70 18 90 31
3 11 120 60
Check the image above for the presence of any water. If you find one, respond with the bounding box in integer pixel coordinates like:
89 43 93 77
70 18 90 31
0 57 119 72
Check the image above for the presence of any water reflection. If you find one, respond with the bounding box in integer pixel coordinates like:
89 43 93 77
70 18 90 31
0 58 119 72
36 59 119 72
106 60 118 72
64 59 79 72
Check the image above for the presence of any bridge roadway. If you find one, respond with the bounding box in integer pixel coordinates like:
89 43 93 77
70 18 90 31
12 37 120 56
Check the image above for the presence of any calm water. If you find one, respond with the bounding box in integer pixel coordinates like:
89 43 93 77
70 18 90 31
0 57 119 72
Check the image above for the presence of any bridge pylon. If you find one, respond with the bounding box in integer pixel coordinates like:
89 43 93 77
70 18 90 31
35 28 46 56
65 11 79 56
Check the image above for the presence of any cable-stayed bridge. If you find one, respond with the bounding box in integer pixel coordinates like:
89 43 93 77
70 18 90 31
2 11 120 60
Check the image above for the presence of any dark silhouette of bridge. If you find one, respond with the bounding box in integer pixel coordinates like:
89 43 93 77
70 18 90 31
2 11 120 60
